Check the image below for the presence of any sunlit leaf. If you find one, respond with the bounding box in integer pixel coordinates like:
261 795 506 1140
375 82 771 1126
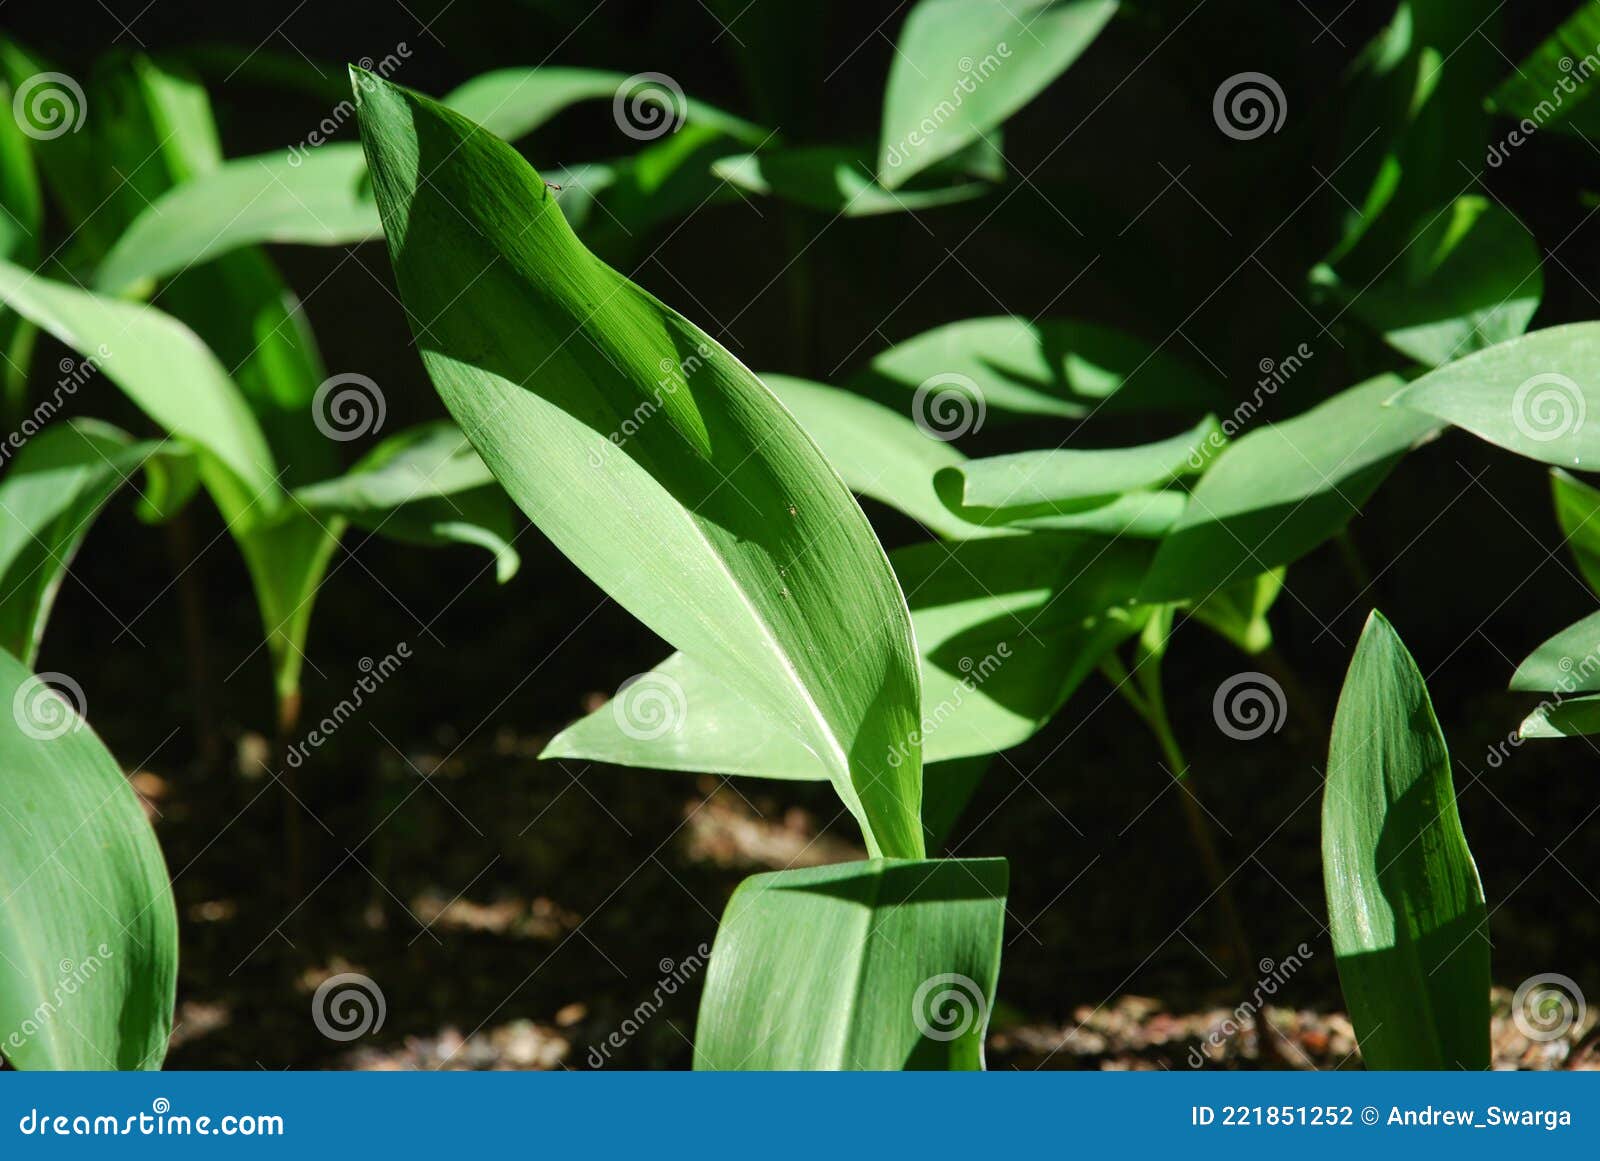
1141 375 1436 602
713 145 991 216
695 858 1007 1069
1509 608 1600 693
356 72 924 857
1323 610 1489 1070
878 0 1117 187
1396 322 1600 468
852 316 1221 422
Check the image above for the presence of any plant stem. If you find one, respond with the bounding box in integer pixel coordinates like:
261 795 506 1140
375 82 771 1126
275 687 305 920
163 513 219 770
1110 640 1254 983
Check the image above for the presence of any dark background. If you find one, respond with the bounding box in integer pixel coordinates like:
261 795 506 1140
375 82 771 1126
5 0 1597 1066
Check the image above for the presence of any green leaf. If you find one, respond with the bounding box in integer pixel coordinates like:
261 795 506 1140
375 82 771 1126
95 146 378 294
1395 322 1600 468
0 259 281 513
1141 375 1437 602
1311 196 1542 367
294 422 521 582
0 647 177 1070
1519 693 1600 738
544 534 1152 776
1509 608 1600 693
933 415 1218 524
1189 568 1284 655
1322 610 1489 1070
1551 467 1600 598
878 0 1117 187
762 372 1006 539
1487 1 1600 133
852 316 1221 422
355 72 924 858
694 858 1007 1069
713 145 991 216
0 420 185 666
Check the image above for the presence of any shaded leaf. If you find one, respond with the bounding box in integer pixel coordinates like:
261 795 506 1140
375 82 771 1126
713 145 991 216
1551 467 1600 598
695 858 1007 1069
1322 610 1489 1070
0 648 177 1069
1509 608 1600 693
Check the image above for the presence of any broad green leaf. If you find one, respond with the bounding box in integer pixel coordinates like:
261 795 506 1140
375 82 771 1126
0 647 177 1070
966 488 1188 538
544 534 1152 776
0 71 40 424
878 0 1117 187
1311 196 1542 367
97 68 763 292
294 422 521 582
713 145 990 216
444 67 765 147
1519 694 1600 739
934 415 1218 523
852 316 1221 422
95 146 378 294
1395 322 1600 468
0 259 280 513
1141 375 1437 602
1551 467 1600 598
695 858 1007 1069
1509 607 1600 693
762 373 1005 539
1487 1 1600 134
1322 610 1489 1070
0 420 185 666
355 72 924 858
